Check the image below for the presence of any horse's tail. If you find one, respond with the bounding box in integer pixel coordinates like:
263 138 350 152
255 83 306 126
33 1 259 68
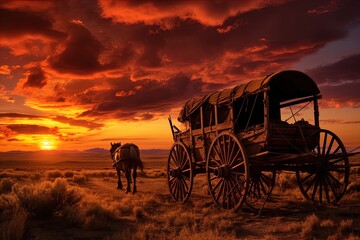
129 145 145 172
136 157 145 172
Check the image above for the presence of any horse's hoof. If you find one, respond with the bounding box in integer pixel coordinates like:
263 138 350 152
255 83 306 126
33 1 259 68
117 186 123 190
132 191 137 194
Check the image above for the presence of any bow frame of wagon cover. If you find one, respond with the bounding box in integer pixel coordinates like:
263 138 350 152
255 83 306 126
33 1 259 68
167 70 360 212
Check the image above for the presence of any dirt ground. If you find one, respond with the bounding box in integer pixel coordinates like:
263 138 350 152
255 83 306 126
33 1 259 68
0 154 359 239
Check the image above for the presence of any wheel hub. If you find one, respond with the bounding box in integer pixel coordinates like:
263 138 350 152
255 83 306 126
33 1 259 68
214 164 230 178
170 167 181 178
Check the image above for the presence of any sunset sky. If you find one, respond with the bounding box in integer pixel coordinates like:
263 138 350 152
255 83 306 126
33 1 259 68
0 0 359 151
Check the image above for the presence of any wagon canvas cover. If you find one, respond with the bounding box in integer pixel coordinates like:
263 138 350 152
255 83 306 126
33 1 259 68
178 70 320 122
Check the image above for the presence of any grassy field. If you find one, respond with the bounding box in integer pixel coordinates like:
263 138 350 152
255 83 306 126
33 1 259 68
0 152 359 239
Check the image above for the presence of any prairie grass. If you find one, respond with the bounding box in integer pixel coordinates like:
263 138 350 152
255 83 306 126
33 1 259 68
301 214 320 239
71 174 87 184
46 170 63 179
0 209 27 240
12 178 83 218
0 178 15 194
0 169 30 179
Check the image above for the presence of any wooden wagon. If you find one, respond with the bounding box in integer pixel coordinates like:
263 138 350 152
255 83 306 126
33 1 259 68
167 70 357 211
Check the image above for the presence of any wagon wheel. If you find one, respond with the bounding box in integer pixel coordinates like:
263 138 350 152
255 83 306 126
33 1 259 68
296 129 350 204
245 169 276 210
167 142 194 203
206 133 249 210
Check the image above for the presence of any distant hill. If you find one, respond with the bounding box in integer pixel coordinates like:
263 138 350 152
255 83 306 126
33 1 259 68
84 148 108 154
83 148 168 155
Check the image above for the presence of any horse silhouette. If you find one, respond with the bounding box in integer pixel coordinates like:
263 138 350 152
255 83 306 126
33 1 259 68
110 142 144 194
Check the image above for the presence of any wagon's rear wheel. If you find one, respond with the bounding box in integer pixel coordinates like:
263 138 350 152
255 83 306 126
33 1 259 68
206 133 249 210
246 169 276 210
167 142 194 203
296 129 350 204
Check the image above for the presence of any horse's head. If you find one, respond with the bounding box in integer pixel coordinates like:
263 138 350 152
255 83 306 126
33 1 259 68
110 142 121 161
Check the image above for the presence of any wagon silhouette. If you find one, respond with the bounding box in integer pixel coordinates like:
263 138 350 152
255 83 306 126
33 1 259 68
167 70 357 211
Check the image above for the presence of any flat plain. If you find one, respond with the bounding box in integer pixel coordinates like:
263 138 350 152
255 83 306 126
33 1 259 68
0 151 359 240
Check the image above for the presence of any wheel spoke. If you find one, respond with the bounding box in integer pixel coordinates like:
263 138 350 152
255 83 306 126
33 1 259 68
215 179 225 203
326 137 335 155
323 177 331 203
332 146 341 154
209 175 218 182
300 172 315 184
322 132 328 156
181 178 189 193
229 149 240 167
231 161 244 170
311 178 319 201
212 178 223 192
305 175 317 194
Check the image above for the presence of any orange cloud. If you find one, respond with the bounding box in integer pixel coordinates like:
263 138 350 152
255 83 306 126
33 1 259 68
98 0 285 26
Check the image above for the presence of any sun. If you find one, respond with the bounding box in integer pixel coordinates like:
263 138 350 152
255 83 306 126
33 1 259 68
40 141 55 150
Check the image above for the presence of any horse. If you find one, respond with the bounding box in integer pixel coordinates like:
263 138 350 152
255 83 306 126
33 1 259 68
110 142 144 194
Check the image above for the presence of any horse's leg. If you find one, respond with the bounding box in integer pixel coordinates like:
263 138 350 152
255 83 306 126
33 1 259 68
116 169 123 190
132 165 137 194
125 169 131 194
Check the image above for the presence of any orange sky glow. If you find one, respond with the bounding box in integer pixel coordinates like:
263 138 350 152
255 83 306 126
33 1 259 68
0 0 359 151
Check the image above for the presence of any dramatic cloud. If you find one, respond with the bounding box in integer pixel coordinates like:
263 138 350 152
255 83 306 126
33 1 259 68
98 0 283 26
307 54 360 85
307 54 360 108
0 8 65 39
1 124 58 136
0 0 359 150
23 67 47 88
80 74 223 119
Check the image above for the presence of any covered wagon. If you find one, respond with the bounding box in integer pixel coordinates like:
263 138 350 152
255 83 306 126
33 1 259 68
167 70 356 211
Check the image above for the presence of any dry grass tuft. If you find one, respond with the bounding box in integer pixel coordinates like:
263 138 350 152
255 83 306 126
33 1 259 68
0 209 27 240
174 225 235 240
46 170 63 179
339 219 353 232
0 178 15 194
301 214 320 239
0 170 30 179
133 206 145 220
71 174 87 184
320 219 335 228
12 178 82 218
64 171 75 178
276 172 298 191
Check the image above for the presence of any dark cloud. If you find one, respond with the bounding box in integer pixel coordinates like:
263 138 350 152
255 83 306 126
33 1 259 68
0 113 41 119
306 54 360 108
2 124 58 135
51 115 103 129
307 54 360 85
23 67 47 88
49 22 103 74
0 8 66 39
79 73 222 118
49 21 134 75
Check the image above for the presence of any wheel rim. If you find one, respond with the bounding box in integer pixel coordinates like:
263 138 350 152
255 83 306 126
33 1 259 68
296 129 350 204
167 142 193 203
206 133 249 210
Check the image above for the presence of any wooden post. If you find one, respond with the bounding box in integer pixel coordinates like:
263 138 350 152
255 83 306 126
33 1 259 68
314 97 320 127
264 91 269 143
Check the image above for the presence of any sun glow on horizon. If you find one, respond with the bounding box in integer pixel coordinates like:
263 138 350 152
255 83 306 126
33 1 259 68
39 140 56 150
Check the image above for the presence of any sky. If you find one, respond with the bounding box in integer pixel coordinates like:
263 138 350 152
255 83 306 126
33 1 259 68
0 0 359 151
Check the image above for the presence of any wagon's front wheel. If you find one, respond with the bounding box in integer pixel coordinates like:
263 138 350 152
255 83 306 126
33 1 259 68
296 129 350 204
167 142 194 203
206 133 249 210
